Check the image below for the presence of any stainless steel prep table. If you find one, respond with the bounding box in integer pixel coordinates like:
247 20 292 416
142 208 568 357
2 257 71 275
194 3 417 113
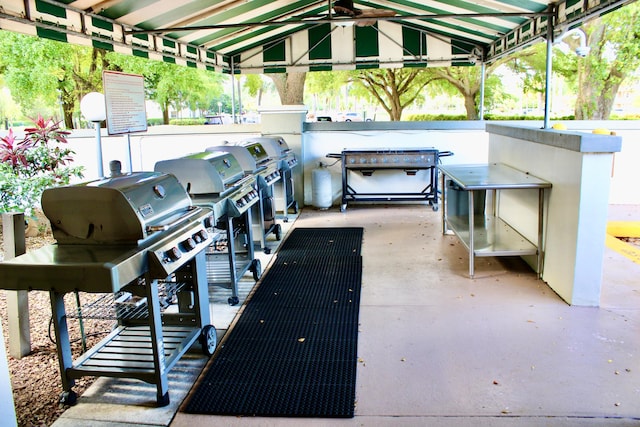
439 163 552 278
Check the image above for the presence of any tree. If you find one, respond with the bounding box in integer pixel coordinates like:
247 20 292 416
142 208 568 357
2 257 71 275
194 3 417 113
0 31 105 127
427 60 513 120
268 72 307 104
244 74 267 106
572 3 640 119
106 54 226 123
305 71 351 113
350 68 437 121
504 3 640 120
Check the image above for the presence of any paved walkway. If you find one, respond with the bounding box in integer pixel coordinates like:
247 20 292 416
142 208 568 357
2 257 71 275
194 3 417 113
55 205 640 427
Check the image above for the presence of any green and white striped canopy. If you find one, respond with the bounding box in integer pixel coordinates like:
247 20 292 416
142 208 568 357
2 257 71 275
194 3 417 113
0 0 634 73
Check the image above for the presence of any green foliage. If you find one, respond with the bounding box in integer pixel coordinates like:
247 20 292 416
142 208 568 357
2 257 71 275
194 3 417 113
147 118 165 126
168 118 206 125
0 116 84 215
406 113 468 121
406 113 576 121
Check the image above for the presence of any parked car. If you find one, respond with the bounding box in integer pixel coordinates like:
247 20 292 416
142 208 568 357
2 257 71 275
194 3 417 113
204 115 224 125
339 112 363 122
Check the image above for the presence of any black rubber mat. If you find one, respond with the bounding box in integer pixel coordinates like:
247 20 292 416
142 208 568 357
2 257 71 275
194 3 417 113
183 227 363 418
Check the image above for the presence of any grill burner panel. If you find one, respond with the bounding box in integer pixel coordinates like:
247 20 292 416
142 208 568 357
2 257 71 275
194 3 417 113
344 149 436 169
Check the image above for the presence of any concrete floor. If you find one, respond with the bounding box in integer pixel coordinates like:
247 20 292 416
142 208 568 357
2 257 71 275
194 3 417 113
54 204 640 427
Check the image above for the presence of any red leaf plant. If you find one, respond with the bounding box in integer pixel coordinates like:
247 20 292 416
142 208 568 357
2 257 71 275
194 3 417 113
0 128 29 169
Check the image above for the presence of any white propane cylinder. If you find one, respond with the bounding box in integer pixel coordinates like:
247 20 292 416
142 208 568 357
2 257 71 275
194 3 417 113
312 163 332 209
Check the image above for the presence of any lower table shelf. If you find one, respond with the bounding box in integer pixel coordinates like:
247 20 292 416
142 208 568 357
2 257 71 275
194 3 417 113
445 215 538 257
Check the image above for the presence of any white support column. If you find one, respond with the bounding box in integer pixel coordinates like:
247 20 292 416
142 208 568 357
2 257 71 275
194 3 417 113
2 213 30 357
259 105 308 208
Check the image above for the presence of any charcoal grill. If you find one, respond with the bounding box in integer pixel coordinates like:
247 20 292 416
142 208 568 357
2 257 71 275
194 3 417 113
206 142 282 254
244 135 299 222
0 169 217 406
154 151 261 306
328 148 453 212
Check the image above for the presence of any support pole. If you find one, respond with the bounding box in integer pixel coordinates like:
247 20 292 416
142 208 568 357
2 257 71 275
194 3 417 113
95 121 104 177
479 62 486 120
544 7 555 129
2 213 30 358
231 59 237 124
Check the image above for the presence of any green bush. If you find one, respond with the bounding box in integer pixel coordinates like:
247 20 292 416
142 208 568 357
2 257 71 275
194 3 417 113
406 113 577 121
0 116 84 215
168 118 206 126
147 118 164 126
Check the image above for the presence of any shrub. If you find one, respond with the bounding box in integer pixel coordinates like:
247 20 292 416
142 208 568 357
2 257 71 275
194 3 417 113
0 116 84 215
168 118 206 125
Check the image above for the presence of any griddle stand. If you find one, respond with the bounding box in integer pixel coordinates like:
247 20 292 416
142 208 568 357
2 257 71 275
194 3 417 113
331 148 451 212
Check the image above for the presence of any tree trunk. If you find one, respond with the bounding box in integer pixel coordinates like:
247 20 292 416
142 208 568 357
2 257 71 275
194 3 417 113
463 94 478 120
269 72 307 104
63 98 74 129
162 105 170 124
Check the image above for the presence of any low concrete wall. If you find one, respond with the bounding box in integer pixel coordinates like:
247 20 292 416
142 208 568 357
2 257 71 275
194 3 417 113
486 124 622 306
22 120 636 208
302 121 488 206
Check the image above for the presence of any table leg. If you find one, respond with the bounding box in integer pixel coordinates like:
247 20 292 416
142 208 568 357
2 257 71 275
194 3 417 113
49 290 76 404
469 190 475 278
537 188 544 278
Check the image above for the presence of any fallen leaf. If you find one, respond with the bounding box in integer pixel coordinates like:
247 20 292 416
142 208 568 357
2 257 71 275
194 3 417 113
298 337 305 343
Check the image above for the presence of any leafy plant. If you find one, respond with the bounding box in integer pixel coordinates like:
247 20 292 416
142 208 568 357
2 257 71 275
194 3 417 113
0 115 84 215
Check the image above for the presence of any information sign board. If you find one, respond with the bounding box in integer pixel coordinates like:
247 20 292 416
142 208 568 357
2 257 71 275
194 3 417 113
103 71 147 135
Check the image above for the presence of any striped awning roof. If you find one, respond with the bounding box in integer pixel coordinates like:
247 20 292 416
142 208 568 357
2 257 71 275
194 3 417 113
0 0 634 73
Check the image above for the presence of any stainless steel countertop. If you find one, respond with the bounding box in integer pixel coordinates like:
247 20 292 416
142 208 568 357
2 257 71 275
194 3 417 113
439 163 552 190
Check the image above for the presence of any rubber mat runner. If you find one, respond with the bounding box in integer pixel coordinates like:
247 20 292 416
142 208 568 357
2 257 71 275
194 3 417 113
183 227 363 418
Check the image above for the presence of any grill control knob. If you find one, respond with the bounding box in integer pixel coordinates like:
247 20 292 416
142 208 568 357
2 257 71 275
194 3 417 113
183 237 196 251
167 247 182 261
195 229 208 242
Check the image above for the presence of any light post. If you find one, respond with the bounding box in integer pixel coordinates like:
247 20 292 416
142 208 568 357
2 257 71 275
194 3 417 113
80 92 107 177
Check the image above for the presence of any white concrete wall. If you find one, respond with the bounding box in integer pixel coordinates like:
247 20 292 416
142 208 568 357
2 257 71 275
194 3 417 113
42 120 638 207
487 125 621 306
302 128 489 206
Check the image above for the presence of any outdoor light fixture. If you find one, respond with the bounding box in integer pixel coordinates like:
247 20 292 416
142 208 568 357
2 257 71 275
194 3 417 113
554 28 590 57
80 92 107 177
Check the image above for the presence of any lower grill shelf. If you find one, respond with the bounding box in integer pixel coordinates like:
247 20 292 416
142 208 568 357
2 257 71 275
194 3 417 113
70 325 201 381
206 253 253 285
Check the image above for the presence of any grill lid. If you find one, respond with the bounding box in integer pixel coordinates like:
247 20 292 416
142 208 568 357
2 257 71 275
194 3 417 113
244 136 290 158
245 136 298 171
42 172 193 245
154 151 245 195
205 145 265 173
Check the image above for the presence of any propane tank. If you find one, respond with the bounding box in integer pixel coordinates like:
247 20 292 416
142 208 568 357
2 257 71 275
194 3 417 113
312 162 332 209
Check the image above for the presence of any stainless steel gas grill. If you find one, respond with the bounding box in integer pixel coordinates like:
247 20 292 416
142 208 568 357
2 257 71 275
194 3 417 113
329 148 453 212
0 170 217 407
154 151 261 306
244 135 299 222
207 142 282 254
